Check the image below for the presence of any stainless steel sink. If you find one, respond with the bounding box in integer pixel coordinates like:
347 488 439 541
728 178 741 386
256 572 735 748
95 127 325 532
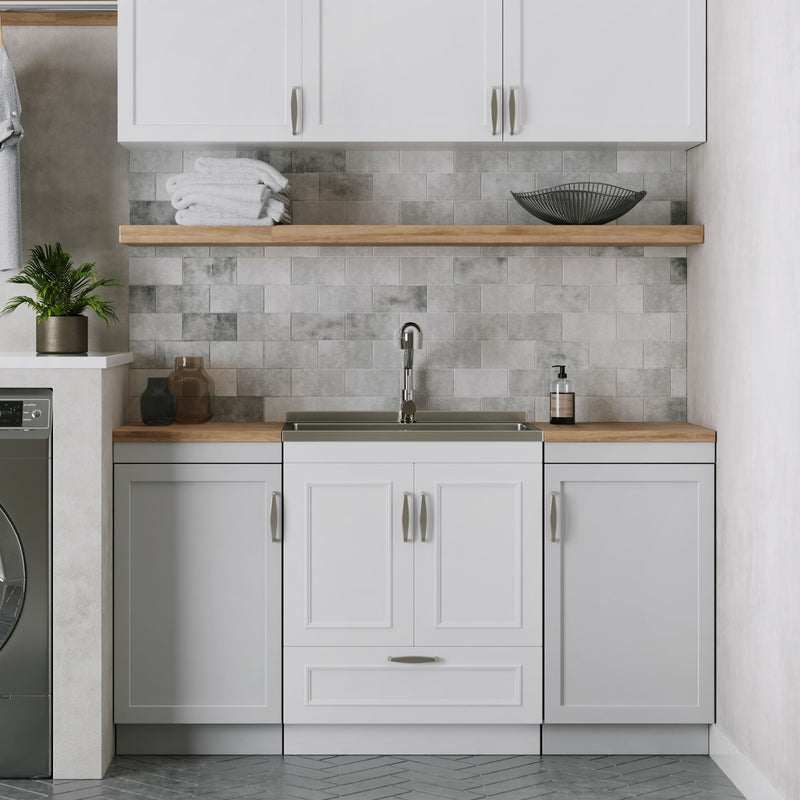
282 412 543 442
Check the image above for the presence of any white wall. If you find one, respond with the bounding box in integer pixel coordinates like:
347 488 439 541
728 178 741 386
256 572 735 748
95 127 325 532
687 1 800 797
0 25 128 352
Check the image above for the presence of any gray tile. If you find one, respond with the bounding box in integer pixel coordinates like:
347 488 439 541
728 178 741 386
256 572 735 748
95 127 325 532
453 202 509 225
157 285 210 313
399 150 454 173
209 341 264 368
347 256 400 285
155 341 209 369
644 285 686 312
455 150 509 173
454 313 508 340
129 172 156 201
617 150 672 172
644 341 687 369
670 258 688 285
373 173 427 201
616 313 672 341
292 150 346 173
508 257 563 285
183 257 237 285
129 341 156 369
130 150 183 172
617 257 671 285
644 173 687 201
129 257 183 286
182 313 237 341
585 396 644 422
400 257 454 285
285 173 320 201
130 201 175 225
265 285 319 313
263 341 318 368
508 313 562 341
427 174 480 200
427 342 482 369
293 201 349 224
400 201 454 225
345 370 398 397
589 172 645 191
481 172 540 200
536 286 589 313
591 340 643 368
671 149 687 173
373 285 427 312
129 313 182 341
237 369 292 397
535 172 590 189
509 369 551 397
536 341 590 370
291 313 346 340
562 312 616 342
237 312 292 340
346 312 400 341
346 150 399 173
415 369 454 397
319 174 373 201
590 285 643 313
208 396 264 423
454 369 508 397
454 257 507 284
292 257 346 285
671 313 687 341
617 369 671 397
129 286 156 313
319 285 373 313
346 202 399 227
618 200 672 224
237 258 292 285
318 341 373 369
482 285 535 312
481 341 535 369
293 369 346 397
645 397 687 422
671 201 688 224
508 150 563 173
563 257 616 285
428 285 481 313
563 149 616 172
229 148 292 172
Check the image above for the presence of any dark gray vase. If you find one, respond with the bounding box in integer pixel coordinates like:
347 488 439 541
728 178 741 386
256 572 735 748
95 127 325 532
140 377 177 426
35 315 88 354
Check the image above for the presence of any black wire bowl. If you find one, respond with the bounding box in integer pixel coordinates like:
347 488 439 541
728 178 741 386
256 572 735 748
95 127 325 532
511 182 647 225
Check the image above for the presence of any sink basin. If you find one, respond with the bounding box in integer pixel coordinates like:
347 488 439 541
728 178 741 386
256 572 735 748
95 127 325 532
282 412 543 442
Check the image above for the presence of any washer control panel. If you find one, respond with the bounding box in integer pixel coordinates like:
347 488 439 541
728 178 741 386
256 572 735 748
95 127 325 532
0 397 51 430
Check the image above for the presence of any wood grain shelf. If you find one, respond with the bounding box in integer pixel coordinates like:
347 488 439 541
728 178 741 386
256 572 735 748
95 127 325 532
119 224 704 248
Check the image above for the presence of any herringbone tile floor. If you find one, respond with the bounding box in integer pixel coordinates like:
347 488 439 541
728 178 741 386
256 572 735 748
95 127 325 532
1 755 744 800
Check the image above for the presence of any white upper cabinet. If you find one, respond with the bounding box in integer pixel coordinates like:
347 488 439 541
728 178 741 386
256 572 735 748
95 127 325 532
503 0 705 143
118 0 705 145
118 0 302 144
300 0 503 142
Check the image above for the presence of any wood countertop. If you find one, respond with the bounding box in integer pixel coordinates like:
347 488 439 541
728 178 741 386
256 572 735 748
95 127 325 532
533 422 715 442
114 421 714 444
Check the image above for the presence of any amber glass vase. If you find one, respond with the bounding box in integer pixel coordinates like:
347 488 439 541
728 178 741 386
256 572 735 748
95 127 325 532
169 357 214 424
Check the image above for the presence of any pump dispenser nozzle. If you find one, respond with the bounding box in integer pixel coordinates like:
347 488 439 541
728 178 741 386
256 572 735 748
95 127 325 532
552 364 567 380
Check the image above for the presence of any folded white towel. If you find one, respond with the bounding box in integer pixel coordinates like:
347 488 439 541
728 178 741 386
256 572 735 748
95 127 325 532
194 156 290 193
265 197 286 223
165 172 263 195
170 184 268 219
175 207 276 227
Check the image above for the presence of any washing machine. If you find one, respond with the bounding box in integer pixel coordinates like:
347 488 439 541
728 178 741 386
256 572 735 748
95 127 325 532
0 389 51 777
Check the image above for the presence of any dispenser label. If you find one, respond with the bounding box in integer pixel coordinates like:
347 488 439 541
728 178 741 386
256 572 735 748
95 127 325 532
550 393 574 418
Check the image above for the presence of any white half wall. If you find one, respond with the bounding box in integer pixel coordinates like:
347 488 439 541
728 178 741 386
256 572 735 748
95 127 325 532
687 1 800 798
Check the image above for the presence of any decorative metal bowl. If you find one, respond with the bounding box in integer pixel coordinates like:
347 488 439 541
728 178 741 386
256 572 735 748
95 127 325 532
511 182 646 225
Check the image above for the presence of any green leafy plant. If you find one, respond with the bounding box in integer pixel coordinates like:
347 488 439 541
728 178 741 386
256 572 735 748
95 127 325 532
2 242 121 325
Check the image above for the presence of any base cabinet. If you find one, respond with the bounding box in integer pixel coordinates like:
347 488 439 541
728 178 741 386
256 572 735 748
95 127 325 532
114 447 282 734
544 452 714 726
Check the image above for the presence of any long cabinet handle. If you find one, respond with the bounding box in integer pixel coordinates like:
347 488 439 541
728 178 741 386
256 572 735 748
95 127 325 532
388 656 439 664
509 86 518 135
402 492 410 542
270 491 281 542
419 492 428 542
291 86 301 135
549 490 559 543
490 86 500 135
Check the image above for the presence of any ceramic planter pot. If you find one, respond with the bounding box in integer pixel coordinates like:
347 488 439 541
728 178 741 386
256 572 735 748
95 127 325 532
35 315 88 354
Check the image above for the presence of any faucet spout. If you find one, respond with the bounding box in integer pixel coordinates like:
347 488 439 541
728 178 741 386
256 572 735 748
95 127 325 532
399 322 423 423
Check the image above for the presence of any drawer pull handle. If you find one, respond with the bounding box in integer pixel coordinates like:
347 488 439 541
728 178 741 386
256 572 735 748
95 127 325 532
490 86 500 135
270 491 281 542
402 492 410 542
388 656 439 664
549 490 559 542
291 86 301 135
420 492 428 542
509 86 518 135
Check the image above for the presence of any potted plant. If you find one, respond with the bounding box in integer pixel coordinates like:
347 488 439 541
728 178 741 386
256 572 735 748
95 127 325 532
1 242 120 354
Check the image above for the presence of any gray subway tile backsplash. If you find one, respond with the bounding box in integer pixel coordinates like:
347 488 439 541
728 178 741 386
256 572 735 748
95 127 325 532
128 146 688 423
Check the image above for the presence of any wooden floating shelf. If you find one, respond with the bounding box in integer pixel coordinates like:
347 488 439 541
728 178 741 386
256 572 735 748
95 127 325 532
119 224 704 248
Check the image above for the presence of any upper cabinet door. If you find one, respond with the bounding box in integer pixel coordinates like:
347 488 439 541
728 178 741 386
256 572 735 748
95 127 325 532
118 0 302 144
301 0 503 142
503 0 706 144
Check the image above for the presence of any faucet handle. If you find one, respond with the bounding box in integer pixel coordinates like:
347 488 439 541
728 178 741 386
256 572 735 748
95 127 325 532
401 399 417 423
400 321 423 349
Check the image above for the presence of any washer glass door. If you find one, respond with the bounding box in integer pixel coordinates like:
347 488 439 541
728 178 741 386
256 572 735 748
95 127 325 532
0 505 25 649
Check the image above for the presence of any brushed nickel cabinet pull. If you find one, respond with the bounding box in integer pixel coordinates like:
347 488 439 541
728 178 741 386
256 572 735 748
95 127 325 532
402 491 410 542
270 491 281 542
549 490 559 542
291 86 300 135
420 492 428 542
491 86 500 135
509 86 517 135
388 656 439 664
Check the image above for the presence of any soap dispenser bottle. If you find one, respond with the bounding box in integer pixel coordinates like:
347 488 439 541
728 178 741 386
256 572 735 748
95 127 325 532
550 365 575 425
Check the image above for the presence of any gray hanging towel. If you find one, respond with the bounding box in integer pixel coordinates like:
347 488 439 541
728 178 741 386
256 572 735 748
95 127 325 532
0 44 23 272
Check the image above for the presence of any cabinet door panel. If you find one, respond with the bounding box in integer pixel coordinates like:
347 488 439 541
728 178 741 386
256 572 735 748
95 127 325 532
414 463 542 647
504 0 705 143
119 0 301 142
302 0 503 141
284 463 414 646
544 463 714 723
114 463 281 724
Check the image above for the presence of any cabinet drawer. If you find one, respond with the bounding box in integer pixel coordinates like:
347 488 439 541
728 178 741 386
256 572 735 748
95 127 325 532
284 647 542 725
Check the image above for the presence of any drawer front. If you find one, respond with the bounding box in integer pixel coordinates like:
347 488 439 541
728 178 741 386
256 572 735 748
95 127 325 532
284 647 542 725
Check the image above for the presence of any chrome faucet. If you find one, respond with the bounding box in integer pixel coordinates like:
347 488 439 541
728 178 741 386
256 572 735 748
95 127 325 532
399 322 423 423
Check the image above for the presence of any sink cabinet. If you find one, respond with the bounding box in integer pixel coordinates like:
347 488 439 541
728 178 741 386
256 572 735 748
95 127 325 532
113 442 283 754
282 441 542 742
542 442 715 751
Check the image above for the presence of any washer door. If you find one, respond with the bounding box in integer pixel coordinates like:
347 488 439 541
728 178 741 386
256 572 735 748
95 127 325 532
0 504 25 650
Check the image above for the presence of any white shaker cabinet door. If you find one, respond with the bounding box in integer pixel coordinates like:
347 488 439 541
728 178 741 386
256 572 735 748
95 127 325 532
300 0 503 141
118 0 302 144
114 463 282 724
283 463 415 647
413 462 542 647
544 463 714 723
504 0 706 144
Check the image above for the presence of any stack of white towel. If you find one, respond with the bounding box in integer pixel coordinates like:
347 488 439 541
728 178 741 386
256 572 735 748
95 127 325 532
167 157 291 226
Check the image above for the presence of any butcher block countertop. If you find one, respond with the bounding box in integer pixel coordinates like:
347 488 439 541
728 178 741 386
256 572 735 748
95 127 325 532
113 421 714 444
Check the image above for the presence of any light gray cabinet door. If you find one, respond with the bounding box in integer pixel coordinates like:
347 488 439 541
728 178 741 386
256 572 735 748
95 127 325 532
114 463 282 724
544 463 714 723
